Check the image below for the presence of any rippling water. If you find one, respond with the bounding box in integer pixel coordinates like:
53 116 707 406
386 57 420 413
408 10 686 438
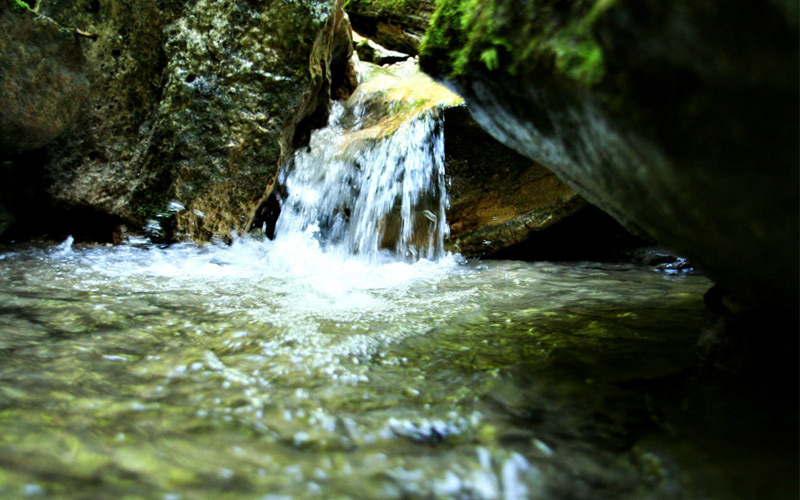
0 235 745 499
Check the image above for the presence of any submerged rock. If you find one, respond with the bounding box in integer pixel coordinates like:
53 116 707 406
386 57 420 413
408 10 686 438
419 0 799 310
38 0 353 241
0 1 89 153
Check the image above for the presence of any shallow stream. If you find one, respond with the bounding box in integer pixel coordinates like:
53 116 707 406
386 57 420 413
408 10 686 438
0 235 744 499
0 59 796 500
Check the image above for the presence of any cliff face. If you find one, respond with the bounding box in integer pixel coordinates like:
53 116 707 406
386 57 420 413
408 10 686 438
31 0 353 241
420 0 799 310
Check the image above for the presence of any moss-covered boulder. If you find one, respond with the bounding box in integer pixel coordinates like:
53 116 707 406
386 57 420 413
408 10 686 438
345 0 435 54
420 0 799 310
0 1 89 153
39 0 353 241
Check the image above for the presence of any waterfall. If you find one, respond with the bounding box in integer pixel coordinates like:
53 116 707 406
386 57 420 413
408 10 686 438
273 61 452 263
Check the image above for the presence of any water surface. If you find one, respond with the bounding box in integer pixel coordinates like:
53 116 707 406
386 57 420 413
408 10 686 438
0 236 756 499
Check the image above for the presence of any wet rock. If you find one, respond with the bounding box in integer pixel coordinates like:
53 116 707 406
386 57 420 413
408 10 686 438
353 31 411 66
345 0 435 55
40 0 353 241
0 1 89 153
443 106 587 258
420 0 799 311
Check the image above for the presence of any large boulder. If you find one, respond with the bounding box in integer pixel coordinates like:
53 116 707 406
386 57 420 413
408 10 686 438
39 0 353 240
420 0 799 311
444 106 586 257
0 1 89 153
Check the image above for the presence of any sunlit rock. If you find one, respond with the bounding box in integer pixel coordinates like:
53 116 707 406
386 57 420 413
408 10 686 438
352 31 411 66
444 106 587 258
345 0 436 55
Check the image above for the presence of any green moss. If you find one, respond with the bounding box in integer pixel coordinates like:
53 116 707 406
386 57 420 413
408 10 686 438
421 0 615 87
344 0 415 14
11 0 32 11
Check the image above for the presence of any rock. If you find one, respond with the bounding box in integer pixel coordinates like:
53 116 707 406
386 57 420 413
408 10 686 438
345 0 435 55
0 1 89 153
420 0 799 311
39 0 354 241
353 31 411 66
443 106 587 257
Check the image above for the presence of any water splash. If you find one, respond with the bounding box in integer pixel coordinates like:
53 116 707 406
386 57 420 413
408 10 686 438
274 61 454 263
53 235 74 255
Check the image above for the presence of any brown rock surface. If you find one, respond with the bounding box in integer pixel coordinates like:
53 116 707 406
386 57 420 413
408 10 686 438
444 106 587 257
0 3 89 153
345 0 435 55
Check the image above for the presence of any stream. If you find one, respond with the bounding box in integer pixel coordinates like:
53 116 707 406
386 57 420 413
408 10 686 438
0 236 722 499
0 59 796 499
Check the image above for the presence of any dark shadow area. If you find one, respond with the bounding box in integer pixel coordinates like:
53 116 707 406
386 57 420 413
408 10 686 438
488 205 652 262
0 151 124 244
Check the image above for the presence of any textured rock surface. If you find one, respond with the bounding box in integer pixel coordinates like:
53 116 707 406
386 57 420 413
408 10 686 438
420 0 799 310
40 0 352 240
345 0 435 54
444 106 586 257
0 1 89 153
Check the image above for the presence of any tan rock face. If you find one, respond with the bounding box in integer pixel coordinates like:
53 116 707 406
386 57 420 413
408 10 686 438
0 4 89 153
443 107 586 257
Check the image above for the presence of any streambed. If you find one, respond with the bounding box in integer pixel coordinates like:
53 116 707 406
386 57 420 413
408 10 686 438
3 236 776 499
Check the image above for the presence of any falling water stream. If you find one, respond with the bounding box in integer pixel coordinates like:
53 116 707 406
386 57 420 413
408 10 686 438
0 61 795 499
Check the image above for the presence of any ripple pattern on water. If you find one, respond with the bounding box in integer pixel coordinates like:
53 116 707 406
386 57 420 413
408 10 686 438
0 238 731 499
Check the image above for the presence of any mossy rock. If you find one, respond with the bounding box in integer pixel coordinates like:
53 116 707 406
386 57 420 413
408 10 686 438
0 1 88 152
420 0 799 312
37 0 353 241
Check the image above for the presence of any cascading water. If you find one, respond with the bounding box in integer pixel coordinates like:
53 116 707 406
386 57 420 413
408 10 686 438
273 60 452 262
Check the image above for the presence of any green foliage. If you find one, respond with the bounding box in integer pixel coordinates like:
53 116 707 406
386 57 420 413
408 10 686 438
345 0 415 14
421 0 614 86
